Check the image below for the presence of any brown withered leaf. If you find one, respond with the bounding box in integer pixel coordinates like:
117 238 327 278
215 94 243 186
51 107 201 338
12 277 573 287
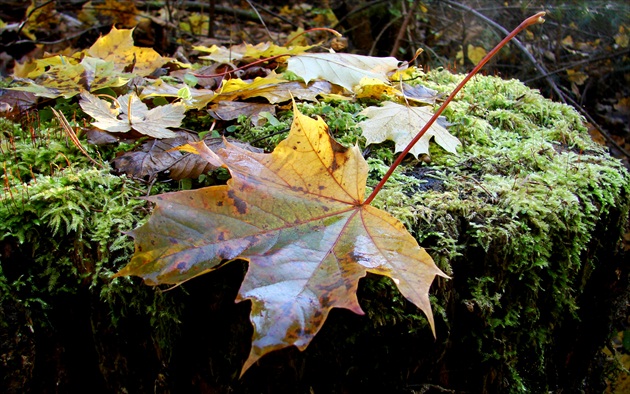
113 131 262 180
0 89 36 117
208 101 276 124
401 83 441 104
86 129 120 145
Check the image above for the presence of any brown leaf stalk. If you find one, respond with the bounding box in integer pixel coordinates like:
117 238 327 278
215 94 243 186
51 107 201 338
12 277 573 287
192 53 290 78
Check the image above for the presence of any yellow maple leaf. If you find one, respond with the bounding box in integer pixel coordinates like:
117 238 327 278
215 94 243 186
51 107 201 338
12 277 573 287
566 69 588 85
22 0 60 41
243 42 313 59
12 56 130 98
88 27 164 76
217 73 287 98
115 102 446 375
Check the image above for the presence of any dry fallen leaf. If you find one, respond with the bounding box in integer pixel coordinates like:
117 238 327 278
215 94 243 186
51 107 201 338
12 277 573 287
88 26 165 76
79 91 185 138
287 53 402 91
358 101 460 157
208 101 276 124
113 133 263 179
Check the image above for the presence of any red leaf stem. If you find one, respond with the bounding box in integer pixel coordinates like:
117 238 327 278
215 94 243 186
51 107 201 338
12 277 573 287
363 11 546 206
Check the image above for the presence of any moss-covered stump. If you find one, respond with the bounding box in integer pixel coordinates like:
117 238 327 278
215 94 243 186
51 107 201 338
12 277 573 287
1 71 629 393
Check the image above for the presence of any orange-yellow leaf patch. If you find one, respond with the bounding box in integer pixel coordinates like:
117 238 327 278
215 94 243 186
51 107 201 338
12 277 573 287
88 26 164 76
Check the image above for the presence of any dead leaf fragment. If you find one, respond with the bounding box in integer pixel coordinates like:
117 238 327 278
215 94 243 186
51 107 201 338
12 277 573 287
208 101 276 124
401 83 440 104
114 134 261 179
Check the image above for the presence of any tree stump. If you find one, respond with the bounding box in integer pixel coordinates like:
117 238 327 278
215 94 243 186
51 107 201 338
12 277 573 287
1 71 628 393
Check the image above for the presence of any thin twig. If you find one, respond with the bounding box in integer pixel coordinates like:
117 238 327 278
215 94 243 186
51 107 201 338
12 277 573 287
244 0 274 43
332 0 389 30
11 25 105 46
192 53 290 78
389 0 418 57
52 108 104 168
208 0 215 38
247 1 299 29
524 47 630 83
369 15 402 56
442 0 565 102
135 1 299 27
285 27 342 46
15 0 55 38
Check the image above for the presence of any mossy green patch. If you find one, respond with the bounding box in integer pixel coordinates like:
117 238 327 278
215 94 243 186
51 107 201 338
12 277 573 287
0 118 181 368
224 69 629 391
364 70 630 392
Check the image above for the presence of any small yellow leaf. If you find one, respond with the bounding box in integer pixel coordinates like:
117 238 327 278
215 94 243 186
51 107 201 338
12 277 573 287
218 73 287 97
615 25 629 48
285 28 308 46
456 45 487 65
353 77 400 99
243 42 313 59
566 69 588 85
468 45 487 64
562 35 574 47
390 66 421 82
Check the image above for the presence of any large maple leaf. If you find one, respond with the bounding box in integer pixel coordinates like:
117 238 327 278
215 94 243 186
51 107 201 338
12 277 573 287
88 26 165 76
114 103 447 374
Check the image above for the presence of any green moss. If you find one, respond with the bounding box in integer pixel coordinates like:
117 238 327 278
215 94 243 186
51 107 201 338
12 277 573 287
363 69 630 392
0 118 181 361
